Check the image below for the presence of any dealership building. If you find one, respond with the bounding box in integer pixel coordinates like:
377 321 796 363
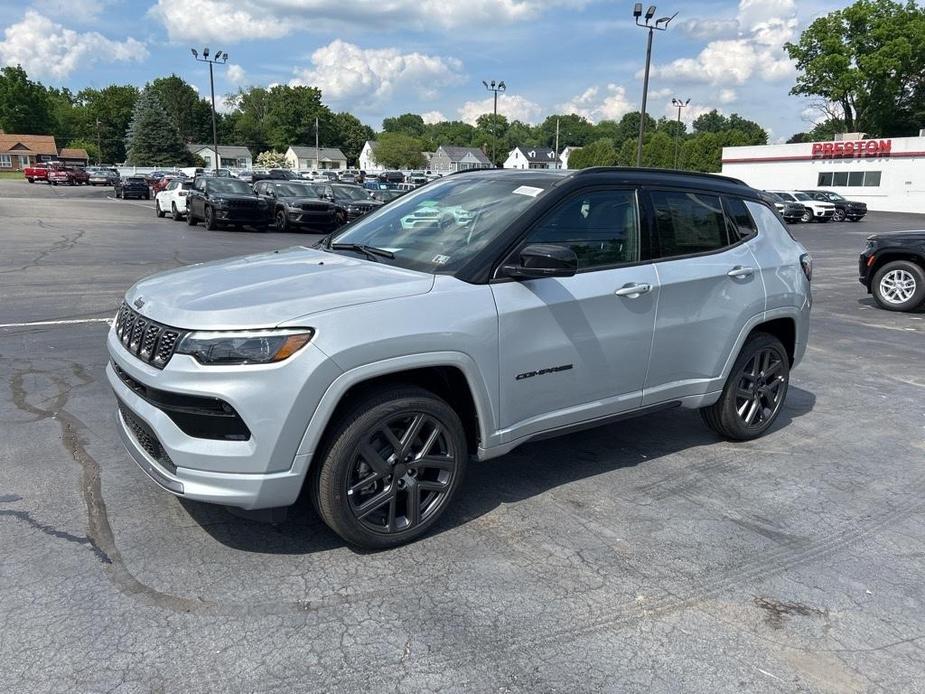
721 133 925 213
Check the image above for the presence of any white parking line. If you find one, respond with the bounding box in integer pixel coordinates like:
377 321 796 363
0 317 112 329
106 195 154 209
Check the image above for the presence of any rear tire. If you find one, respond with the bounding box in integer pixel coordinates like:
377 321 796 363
186 208 197 226
701 332 790 441
311 385 468 549
171 202 182 221
871 260 925 312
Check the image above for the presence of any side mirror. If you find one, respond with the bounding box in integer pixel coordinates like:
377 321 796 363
502 243 578 279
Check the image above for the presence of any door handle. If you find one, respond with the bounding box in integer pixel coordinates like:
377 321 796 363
727 266 755 279
615 283 652 298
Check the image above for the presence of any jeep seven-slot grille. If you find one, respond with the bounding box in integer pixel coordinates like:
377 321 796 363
114 303 186 369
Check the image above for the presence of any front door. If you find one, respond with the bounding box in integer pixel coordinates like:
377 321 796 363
491 188 659 441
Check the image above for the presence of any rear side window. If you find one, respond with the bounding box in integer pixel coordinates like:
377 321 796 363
745 200 795 240
722 196 757 241
649 190 729 258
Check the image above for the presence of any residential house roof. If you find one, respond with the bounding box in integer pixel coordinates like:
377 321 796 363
186 144 252 158
514 146 558 163
0 134 58 156
364 140 378 151
437 145 491 164
58 147 89 160
288 146 347 161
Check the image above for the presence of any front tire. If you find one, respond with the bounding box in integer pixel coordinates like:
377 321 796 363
204 205 218 230
155 199 165 217
871 260 925 312
171 202 182 221
275 209 288 232
186 208 197 226
701 332 790 441
800 209 812 223
832 208 846 222
312 386 468 549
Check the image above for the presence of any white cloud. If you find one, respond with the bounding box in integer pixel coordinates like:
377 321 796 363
678 18 740 40
421 110 446 124
718 89 738 104
33 0 104 22
226 63 246 86
664 102 724 127
558 84 633 123
149 0 589 42
458 94 543 125
290 39 464 107
0 10 146 80
737 0 796 32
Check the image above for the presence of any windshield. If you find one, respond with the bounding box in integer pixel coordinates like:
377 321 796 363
823 192 845 201
327 177 544 273
273 183 317 197
207 179 253 194
333 185 371 202
794 193 812 201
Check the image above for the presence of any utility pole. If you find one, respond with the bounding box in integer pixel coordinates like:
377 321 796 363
671 98 690 169
482 80 506 167
554 117 560 168
95 118 102 166
191 47 228 173
633 4 676 166
315 116 320 173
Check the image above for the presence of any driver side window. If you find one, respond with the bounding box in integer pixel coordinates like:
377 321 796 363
524 189 639 270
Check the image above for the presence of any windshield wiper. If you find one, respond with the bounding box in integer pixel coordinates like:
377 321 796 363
330 243 395 260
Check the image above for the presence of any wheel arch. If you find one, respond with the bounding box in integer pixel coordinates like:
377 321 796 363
749 317 796 365
868 252 925 286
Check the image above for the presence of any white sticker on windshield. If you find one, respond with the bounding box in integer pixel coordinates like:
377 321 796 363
432 254 451 265
512 185 543 198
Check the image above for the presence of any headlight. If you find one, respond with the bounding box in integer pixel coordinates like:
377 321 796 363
175 329 314 365
212 197 228 206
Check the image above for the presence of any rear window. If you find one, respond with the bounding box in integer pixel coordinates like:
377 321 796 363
649 190 730 258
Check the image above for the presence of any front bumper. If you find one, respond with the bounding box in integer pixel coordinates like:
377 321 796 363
814 208 835 218
214 206 271 224
287 210 340 231
107 327 342 509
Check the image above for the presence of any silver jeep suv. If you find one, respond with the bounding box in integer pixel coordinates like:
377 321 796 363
108 168 812 548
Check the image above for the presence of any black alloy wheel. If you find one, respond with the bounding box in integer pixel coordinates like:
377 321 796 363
832 208 846 222
701 332 790 441
313 386 467 549
186 207 197 225
275 209 289 232
204 205 218 230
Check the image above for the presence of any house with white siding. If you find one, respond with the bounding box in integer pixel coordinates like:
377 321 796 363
430 145 492 173
503 146 559 170
359 140 379 172
285 146 347 172
559 146 581 170
186 144 252 170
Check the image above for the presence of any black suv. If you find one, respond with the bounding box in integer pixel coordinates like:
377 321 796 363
253 180 344 232
251 169 300 182
115 176 150 200
859 231 925 311
800 190 867 222
309 182 383 220
186 177 272 230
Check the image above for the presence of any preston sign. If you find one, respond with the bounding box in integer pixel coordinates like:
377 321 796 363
812 139 892 159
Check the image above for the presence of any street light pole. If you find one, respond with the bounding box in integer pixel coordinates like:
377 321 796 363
191 48 228 174
95 118 102 166
482 79 506 167
633 4 676 167
671 97 690 169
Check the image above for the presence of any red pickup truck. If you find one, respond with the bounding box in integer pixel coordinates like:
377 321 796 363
24 163 50 183
47 166 90 185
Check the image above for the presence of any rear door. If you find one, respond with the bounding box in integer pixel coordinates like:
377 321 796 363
491 187 658 440
641 188 766 405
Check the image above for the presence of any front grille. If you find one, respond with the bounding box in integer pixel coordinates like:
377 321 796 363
226 199 258 208
302 203 331 212
118 401 177 474
114 303 186 369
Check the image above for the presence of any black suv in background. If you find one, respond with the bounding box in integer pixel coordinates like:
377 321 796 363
309 182 383 220
186 176 272 230
859 230 925 311
801 190 867 222
253 180 344 232
115 176 150 200
763 192 805 223
252 169 300 182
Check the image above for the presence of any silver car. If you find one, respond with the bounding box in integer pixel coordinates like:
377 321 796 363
108 169 812 548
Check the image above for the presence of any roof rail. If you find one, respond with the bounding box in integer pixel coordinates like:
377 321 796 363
573 166 748 187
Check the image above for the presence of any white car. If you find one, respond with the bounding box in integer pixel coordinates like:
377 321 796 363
770 190 835 223
154 179 194 220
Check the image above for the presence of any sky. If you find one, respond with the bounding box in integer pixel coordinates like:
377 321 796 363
0 0 852 143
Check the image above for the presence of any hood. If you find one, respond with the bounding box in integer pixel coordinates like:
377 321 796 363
345 199 383 208
868 230 925 242
125 246 435 330
278 196 332 207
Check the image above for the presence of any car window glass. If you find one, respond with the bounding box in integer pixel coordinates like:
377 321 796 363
524 189 639 270
649 190 730 258
723 196 757 241
745 199 794 241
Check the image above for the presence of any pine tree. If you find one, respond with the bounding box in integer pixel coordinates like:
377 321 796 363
124 88 190 166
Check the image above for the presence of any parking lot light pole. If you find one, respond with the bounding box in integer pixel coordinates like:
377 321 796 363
482 80 506 167
671 97 690 169
633 4 676 167
191 48 228 174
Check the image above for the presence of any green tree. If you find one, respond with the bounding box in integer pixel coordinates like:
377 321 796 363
0 66 52 134
147 75 213 142
77 84 139 163
535 114 594 148
609 112 658 145
125 88 190 165
422 120 477 150
331 112 374 165
263 85 334 151
692 109 729 133
727 114 767 145
785 0 925 135
64 138 100 163
808 117 848 141
382 113 426 137
373 132 426 169
568 138 618 168
475 113 509 165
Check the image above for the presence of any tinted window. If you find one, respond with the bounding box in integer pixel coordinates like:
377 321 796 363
524 189 639 270
848 171 864 186
832 172 849 186
817 173 833 186
864 171 881 187
723 197 757 241
649 190 729 258
206 179 252 194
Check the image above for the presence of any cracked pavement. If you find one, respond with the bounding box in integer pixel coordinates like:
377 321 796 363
0 180 923 693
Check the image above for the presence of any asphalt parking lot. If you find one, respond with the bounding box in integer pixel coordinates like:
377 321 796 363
0 178 923 693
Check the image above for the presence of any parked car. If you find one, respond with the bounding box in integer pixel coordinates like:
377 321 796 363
24 163 50 183
151 175 179 195
88 168 120 186
115 176 150 200
108 168 811 548
769 190 835 223
185 176 272 230
858 230 925 311
252 169 300 182
237 170 255 183
309 182 383 220
378 170 405 184
763 192 805 223
800 190 867 222
48 166 90 185
155 179 195 220
369 189 406 203
253 180 344 233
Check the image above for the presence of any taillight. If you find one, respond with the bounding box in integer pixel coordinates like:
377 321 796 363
800 253 813 282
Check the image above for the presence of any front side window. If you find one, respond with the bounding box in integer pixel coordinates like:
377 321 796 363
522 189 639 270
649 190 730 258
